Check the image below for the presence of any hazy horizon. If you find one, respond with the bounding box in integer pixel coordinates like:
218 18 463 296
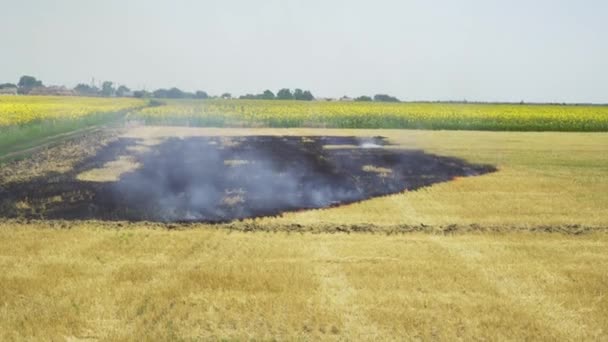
2 0 607 103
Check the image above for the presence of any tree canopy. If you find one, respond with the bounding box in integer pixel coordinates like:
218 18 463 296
17 75 43 93
116 85 131 97
195 91 209 99
133 90 151 98
355 95 373 102
277 88 314 101
101 81 115 97
73 83 99 96
373 94 400 102
276 88 294 100
239 90 277 100
0 83 17 89
261 90 275 100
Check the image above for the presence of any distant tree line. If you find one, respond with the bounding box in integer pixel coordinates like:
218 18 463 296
239 88 314 101
149 88 209 99
0 83 17 89
2 75 400 103
0 75 45 94
355 94 400 102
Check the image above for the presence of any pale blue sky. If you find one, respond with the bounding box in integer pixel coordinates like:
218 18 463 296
1 0 607 102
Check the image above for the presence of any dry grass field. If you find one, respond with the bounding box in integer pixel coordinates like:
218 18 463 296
1 126 607 340
0 225 607 340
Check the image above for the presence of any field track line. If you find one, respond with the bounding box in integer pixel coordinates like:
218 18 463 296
0 124 112 162
430 236 600 340
0 106 150 163
314 240 383 340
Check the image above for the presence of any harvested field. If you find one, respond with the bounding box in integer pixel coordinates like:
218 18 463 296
0 133 494 222
1 224 607 341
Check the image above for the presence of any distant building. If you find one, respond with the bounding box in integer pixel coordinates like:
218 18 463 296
29 86 76 96
0 87 18 95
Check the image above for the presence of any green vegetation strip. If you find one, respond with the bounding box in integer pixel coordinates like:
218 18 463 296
0 111 133 160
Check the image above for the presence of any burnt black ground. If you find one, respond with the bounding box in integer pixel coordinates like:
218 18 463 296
0 136 496 222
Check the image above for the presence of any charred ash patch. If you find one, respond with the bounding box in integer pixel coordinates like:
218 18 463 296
0 136 496 222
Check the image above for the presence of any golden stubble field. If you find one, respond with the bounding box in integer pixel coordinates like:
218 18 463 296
1 126 607 340
1 225 607 340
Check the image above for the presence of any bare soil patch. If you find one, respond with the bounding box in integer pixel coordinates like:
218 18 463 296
0 136 495 222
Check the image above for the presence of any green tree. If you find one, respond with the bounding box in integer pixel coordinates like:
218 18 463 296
294 88 304 100
153 89 169 98
292 89 314 101
74 83 99 96
276 88 293 100
0 83 17 89
101 81 115 97
18 75 43 94
261 89 275 100
116 85 131 97
152 88 185 99
167 87 185 98
355 95 373 102
195 91 209 99
133 90 150 98
301 90 314 101
373 94 399 102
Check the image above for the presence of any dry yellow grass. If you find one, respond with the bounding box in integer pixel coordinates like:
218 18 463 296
0 223 606 340
76 156 141 182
